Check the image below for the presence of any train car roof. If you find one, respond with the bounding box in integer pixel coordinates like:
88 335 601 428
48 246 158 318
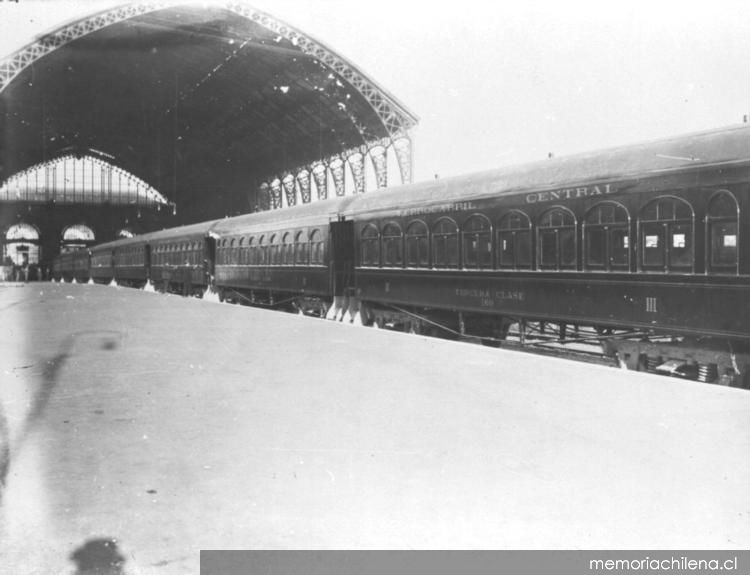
89 219 223 252
341 123 750 216
145 219 224 244
84 123 750 249
210 194 355 236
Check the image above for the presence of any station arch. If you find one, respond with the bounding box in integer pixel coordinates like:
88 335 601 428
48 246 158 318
3 223 41 267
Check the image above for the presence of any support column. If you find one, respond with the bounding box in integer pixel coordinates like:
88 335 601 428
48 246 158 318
296 169 311 203
270 179 283 210
312 163 328 201
347 151 365 194
369 144 388 189
257 182 270 211
393 136 413 185
330 156 346 197
281 174 297 207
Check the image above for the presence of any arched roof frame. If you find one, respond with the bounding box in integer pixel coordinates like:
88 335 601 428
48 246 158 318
0 1 419 221
0 1 418 136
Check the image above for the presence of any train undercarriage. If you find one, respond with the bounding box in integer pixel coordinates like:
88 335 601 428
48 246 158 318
335 296 750 389
83 277 750 390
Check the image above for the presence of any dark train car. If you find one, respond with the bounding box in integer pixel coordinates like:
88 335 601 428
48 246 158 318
89 241 117 284
341 124 750 385
147 220 221 295
111 235 156 288
52 249 91 283
211 196 355 312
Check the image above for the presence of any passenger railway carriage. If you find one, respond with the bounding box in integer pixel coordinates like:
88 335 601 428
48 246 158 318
52 248 91 284
52 124 750 387
210 198 353 313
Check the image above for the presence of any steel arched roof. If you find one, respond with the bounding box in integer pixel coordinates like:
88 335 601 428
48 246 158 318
0 1 418 222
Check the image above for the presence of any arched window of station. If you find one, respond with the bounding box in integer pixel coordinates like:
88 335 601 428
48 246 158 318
382 222 403 267
360 224 380 267
61 223 95 253
462 214 492 269
3 223 40 267
639 196 694 272
537 207 576 270
309 229 324 265
498 211 532 269
432 217 459 268
405 220 429 268
705 190 739 274
583 202 631 271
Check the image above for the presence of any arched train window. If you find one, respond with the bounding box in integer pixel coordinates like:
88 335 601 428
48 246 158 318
309 229 324 265
247 237 256 265
462 215 492 269
706 190 739 274
405 220 429 267
258 235 267 265
640 196 694 272
269 234 279 265
432 218 459 268
282 232 293 265
498 211 532 269
360 224 380 266
584 202 630 271
538 207 576 270
382 223 403 267
294 231 308 265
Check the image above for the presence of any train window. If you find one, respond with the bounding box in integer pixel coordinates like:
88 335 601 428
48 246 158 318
584 202 630 271
259 235 267 265
405 220 429 267
309 229 324 265
432 218 459 268
382 223 403 267
360 224 380 266
282 233 293 265
639 196 694 272
240 238 247 265
498 211 532 269
537 208 576 270
269 234 278 265
294 231 308 265
462 215 492 269
246 237 255 265
706 191 739 273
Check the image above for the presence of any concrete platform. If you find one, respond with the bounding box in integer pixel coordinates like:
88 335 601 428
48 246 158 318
0 283 748 573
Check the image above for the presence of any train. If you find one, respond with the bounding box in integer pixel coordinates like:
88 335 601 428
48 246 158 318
53 123 750 388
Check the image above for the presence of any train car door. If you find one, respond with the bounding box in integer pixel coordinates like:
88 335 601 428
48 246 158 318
329 218 355 295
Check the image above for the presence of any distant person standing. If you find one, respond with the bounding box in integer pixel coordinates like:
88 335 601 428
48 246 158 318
21 254 29 282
